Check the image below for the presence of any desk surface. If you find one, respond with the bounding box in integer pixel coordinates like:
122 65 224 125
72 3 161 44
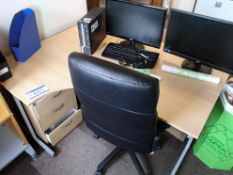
2 26 228 139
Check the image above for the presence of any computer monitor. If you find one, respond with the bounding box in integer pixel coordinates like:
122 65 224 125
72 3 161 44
164 9 233 74
106 0 167 48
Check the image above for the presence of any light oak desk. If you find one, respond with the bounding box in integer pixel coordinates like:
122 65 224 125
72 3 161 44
2 26 228 174
0 93 36 170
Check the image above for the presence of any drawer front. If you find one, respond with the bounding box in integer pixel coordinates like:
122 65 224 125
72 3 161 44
39 96 77 130
34 89 76 117
45 109 83 146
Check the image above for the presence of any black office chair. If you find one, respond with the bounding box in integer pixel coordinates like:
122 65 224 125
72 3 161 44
69 52 168 175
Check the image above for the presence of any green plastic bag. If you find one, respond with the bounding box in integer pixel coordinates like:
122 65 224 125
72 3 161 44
193 92 233 170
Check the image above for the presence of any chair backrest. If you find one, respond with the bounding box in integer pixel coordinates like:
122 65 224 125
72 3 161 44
69 52 160 153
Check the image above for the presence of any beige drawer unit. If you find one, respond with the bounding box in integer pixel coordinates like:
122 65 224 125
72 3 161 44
46 109 83 146
24 89 83 145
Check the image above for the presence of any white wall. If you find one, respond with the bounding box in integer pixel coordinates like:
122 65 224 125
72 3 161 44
172 0 196 12
195 0 233 22
163 0 196 12
0 0 87 56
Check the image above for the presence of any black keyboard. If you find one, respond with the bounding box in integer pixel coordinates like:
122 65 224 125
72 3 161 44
102 42 159 68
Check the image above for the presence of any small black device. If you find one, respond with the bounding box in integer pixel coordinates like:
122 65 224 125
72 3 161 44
164 9 233 75
78 7 106 55
102 42 159 68
0 51 12 82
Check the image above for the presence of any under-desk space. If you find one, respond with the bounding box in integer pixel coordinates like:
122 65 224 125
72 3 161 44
0 93 36 170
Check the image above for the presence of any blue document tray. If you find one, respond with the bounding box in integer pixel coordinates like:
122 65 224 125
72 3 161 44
9 8 41 62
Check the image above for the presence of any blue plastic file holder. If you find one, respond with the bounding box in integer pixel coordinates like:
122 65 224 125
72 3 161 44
9 8 41 62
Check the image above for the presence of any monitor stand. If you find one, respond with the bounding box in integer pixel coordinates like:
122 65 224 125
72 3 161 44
181 60 212 74
119 40 144 50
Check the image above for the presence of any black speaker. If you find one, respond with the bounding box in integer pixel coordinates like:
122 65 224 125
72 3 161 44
0 51 12 82
78 7 106 55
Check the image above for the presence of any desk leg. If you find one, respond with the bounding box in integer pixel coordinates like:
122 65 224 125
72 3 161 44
13 96 56 157
25 144 37 159
170 135 193 175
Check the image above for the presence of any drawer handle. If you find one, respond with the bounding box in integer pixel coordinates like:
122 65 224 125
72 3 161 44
52 91 62 98
52 104 64 112
63 120 73 128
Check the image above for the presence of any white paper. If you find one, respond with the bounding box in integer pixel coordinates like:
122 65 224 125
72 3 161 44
26 85 49 100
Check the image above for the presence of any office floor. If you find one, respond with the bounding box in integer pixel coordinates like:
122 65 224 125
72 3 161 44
1 123 232 175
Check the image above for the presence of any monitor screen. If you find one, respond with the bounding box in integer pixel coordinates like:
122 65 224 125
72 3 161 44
164 9 233 74
106 0 166 48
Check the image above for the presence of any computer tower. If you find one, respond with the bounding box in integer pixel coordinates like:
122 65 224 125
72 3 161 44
78 7 106 55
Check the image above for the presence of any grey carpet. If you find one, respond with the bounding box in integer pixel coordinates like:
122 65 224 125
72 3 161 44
1 123 232 175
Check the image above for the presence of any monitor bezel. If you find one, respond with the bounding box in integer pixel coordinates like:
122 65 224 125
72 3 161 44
106 0 167 48
164 8 233 75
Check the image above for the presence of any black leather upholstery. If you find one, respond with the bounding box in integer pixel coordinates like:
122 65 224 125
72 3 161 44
69 52 160 154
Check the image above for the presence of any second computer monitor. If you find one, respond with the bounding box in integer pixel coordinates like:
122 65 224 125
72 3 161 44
164 9 233 74
106 0 167 48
